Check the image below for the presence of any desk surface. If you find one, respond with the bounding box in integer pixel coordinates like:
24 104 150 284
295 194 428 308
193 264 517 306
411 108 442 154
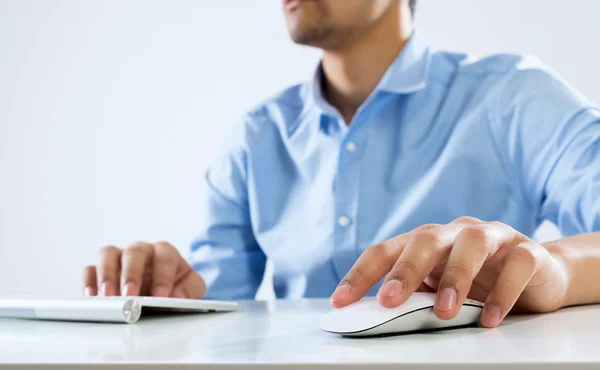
0 299 599 369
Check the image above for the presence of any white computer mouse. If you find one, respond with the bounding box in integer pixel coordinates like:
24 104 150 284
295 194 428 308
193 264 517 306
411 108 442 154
319 292 484 337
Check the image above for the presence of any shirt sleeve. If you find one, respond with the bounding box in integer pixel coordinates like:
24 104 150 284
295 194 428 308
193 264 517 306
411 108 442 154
188 117 266 300
491 57 600 235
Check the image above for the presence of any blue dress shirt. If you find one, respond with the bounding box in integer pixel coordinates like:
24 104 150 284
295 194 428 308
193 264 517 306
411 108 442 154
190 32 600 300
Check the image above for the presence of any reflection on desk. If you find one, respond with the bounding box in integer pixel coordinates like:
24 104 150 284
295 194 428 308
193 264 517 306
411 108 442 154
0 299 599 368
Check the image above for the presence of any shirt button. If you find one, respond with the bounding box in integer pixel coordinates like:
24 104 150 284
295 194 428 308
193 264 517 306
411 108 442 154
344 141 357 153
338 216 351 228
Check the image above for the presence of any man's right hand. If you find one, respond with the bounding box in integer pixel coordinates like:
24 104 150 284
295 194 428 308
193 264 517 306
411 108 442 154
83 241 206 298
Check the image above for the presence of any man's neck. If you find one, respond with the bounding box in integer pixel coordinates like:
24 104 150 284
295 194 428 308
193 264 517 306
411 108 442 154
321 5 413 125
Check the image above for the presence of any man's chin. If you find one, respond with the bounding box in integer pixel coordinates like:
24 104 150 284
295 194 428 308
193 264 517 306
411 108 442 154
287 22 332 47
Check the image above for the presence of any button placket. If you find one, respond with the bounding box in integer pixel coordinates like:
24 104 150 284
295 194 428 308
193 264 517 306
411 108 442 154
333 133 363 280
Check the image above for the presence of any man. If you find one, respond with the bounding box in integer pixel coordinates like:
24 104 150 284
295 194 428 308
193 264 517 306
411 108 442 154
82 0 600 328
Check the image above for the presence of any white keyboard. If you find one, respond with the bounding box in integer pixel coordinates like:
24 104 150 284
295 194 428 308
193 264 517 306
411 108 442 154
0 296 240 324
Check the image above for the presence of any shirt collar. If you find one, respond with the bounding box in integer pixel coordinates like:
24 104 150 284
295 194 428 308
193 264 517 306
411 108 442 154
377 31 432 93
307 30 432 116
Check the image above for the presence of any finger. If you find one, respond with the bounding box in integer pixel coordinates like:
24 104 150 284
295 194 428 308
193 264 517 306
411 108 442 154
97 246 122 296
82 265 98 296
330 233 411 308
331 225 448 308
480 241 542 328
120 242 153 296
172 264 207 299
435 222 520 319
150 242 180 297
377 223 463 308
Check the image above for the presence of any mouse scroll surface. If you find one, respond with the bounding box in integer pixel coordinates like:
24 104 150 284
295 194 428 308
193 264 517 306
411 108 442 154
319 292 484 337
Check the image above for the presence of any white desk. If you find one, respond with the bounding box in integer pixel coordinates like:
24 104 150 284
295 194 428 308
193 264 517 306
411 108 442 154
0 299 598 369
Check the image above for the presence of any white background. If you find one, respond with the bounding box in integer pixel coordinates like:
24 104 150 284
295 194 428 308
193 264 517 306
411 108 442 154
1 0 598 298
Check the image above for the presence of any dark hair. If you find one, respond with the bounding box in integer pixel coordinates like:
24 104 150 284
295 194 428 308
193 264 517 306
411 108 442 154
409 0 417 17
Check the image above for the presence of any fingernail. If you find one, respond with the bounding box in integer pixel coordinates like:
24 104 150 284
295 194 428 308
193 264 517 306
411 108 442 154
83 286 93 296
330 284 350 304
436 287 457 311
378 279 404 298
122 283 137 297
482 303 502 327
100 282 111 296
153 286 170 297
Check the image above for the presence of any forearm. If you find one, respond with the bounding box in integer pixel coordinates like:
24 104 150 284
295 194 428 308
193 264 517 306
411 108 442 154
544 231 600 307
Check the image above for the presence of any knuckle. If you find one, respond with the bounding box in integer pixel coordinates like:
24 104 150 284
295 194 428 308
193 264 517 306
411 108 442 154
129 240 150 249
154 241 175 250
494 276 518 291
414 223 440 233
511 243 541 269
444 263 472 282
456 226 491 260
454 216 481 224
411 229 442 248
392 260 419 278
99 245 120 257
365 243 392 260
154 242 179 259
487 220 509 230
457 225 490 244
126 242 151 256
487 221 522 240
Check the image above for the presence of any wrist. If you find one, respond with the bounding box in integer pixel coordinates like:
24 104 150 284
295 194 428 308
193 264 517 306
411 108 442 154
544 242 574 308
543 233 600 308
